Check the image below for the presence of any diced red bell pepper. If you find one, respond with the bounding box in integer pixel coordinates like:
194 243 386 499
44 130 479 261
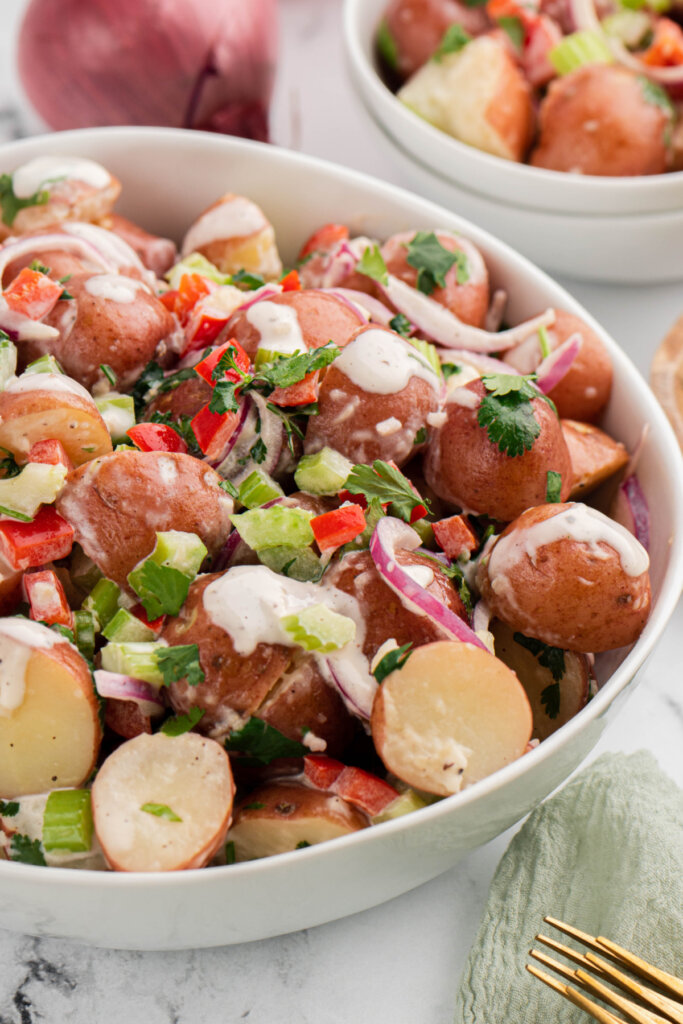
303 754 345 790
310 504 367 552
268 370 320 408
126 423 188 455
433 515 478 560
131 603 165 634
163 273 214 324
160 289 179 312
409 503 429 524
487 0 538 25
280 269 301 292
333 766 399 818
184 308 230 349
0 506 74 571
190 404 240 460
193 339 252 387
3 267 63 321
298 223 350 261
338 489 367 510
522 14 562 87
23 569 73 627
28 438 73 472
641 17 683 66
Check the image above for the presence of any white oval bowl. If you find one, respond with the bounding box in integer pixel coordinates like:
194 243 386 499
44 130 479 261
0 127 680 951
343 0 683 220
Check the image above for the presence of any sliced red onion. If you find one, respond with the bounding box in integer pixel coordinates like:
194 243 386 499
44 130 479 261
625 424 649 477
225 282 283 321
316 288 369 323
436 347 520 377
418 546 449 566
0 295 59 342
472 599 492 634
535 333 582 394
213 392 282 483
324 656 377 720
326 288 396 326
94 670 165 717
0 231 113 282
380 274 556 353
612 475 650 551
484 289 508 333
369 517 488 650
319 239 359 288
62 222 148 276
212 530 259 572
207 395 252 470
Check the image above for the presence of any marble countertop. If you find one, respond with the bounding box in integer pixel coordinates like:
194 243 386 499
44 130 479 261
0 2 681 1021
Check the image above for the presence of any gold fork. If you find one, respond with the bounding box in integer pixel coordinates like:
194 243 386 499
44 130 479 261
526 916 683 1024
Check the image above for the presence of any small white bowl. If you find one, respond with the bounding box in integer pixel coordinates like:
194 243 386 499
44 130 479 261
0 127 681 950
344 0 683 282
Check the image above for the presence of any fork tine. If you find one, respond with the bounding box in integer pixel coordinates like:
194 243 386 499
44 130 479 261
530 948 589 987
537 933 610 975
584 953 683 1024
526 963 627 1024
595 939 683 1003
575 968 672 1024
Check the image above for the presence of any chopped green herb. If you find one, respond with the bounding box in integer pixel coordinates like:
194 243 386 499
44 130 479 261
29 260 50 275
10 833 46 865
224 717 307 764
513 632 566 684
209 378 240 414
131 361 166 416
546 470 562 503
389 313 412 337
637 75 675 145
498 15 525 48
160 706 206 736
147 411 201 457
413 426 427 446
48 623 76 644
129 560 190 618
156 644 205 688
296 840 311 849
405 231 460 294
441 363 462 379
225 840 236 864
540 681 561 719
478 373 543 457
244 801 266 810
100 364 117 388
250 437 268 464
0 505 32 522
140 803 182 822
0 174 50 227
345 460 430 523
377 18 399 69
423 556 473 615
266 403 306 456
355 244 388 286
373 642 413 683
59 288 73 301
230 269 265 290
0 800 19 817
259 341 339 390
219 479 239 499
432 23 472 61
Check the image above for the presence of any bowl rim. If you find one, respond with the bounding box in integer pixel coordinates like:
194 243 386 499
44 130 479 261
0 126 681 892
343 0 683 203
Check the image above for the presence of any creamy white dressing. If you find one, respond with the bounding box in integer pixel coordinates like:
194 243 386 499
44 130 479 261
157 457 179 485
0 619 62 716
7 371 93 403
335 328 438 395
427 410 447 428
181 196 267 255
375 417 402 436
488 504 650 582
12 156 111 198
84 274 144 304
247 301 305 356
98 401 132 441
401 564 435 589
447 386 480 410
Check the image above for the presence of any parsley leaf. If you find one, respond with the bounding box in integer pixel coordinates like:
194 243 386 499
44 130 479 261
355 244 388 286
389 313 412 337
156 644 205 688
130 561 190 618
0 448 21 479
345 460 431 523
377 17 399 70
540 681 561 719
160 706 205 736
0 174 49 227
432 23 472 61
258 342 340 390
209 379 240 414
140 802 182 822
413 426 427 446
477 373 542 457
224 717 307 764
0 800 19 817
29 260 50 275
10 833 46 865
373 642 413 683
498 15 524 49
250 437 267 464
230 269 265 290
296 840 311 849
147 411 201 457
131 361 166 416
546 470 562 503
442 363 462 380
513 632 566 684
405 231 466 293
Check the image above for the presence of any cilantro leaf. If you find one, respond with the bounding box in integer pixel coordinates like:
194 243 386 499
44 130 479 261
413 426 427 446
29 260 50 275
131 361 166 416
0 800 19 817
513 632 566 685
498 16 524 48
540 681 561 719
355 244 388 286
478 373 542 457
224 717 307 764
266 403 306 457
258 342 340 390
432 23 472 61
140 802 182 822
546 470 562 503
344 460 431 523
441 363 462 380
405 231 466 294
160 706 205 736
0 448 22 479
230 269 265 290
156 644 205 688
481 373 539 400
250 437 267 464
209 379 240 414
10 833 46 865
296 840 311 849
130 561 190 618
0 174 49 227
389 313 412 337
373 642 413 683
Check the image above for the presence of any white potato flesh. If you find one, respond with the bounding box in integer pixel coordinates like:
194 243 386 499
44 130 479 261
0 392 112 466
92 733 235 872
490 619 590 741
0 645 101 798
371 641 533 796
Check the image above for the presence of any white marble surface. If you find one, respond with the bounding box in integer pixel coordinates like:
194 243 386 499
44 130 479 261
0 2 681 1021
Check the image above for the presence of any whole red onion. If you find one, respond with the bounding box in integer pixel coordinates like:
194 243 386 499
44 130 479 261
18 0 278 141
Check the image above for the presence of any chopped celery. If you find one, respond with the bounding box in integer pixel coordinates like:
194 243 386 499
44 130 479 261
230 506 314 551
411 518 436 549
0 338 17 389
146 531 208 578
25 353 64 375
0 462 67 520
620 0 669 12
100 641 167 685
407 337 441 377
72 610 96 661
114 444 138 452
102 607 156 643
127 531 206 617
42 789 93 853
371 789 428 824
601 9 652 46
238 469 284 509
548 30 614 75
94 394 136 443
165 252 231 289
257 544 324 583
254 347 284 370
294 447 353 496
281 604 356 653
81 577 121 631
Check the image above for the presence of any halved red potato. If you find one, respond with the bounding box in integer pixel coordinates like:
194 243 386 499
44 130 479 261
490 619 590 740
92 732 235 872
181 193 282 279
2 247 95 289
503 310 613 422
0 619 102 797
224 289 365 362
27 272 175 390
562 419 629 499
371 640 532 796
477 502 652 651
325 549 468 660
56 450 233 587
0 373 112 466
424 377 572 521
227 782 368 860
381 230 489 327
304 325 440 466
103 214 177 276
381 0 490 80
143 374 213 423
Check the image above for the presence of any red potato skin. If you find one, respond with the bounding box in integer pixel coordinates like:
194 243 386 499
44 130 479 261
325 549 468 660
562 419 629 499
424 378 572 522
381 231 489 328
56 450 233 587
143 375 213 423
383 0 490 79
2 248 94 289
0 387 113 467
477 503 652 652
24 273 176 390
530 65 672 176
103 214 177 276
224 290 366 361
232 781 369 832
104 699 153 740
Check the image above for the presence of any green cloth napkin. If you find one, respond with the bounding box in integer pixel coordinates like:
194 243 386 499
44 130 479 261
454 751 683 1023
